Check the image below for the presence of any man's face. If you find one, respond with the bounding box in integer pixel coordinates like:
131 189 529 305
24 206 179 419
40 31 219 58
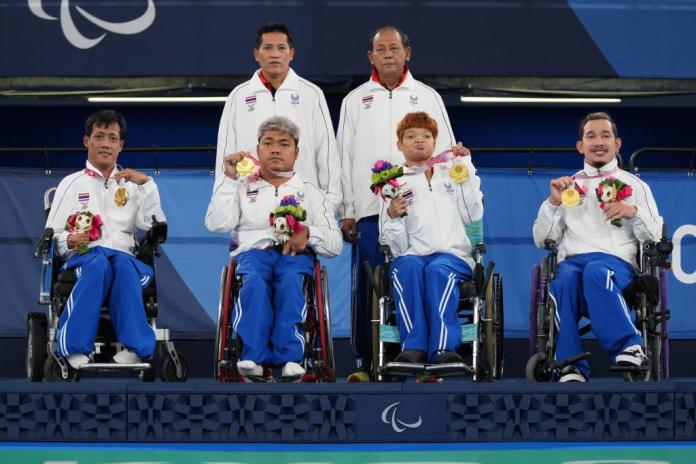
257 130 299 173
254 32 294 79
368 29 411 80
84 122 123 172
576 119 621 168
397 127 435 164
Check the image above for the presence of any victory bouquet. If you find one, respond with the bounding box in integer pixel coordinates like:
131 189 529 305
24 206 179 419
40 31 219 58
596 177 633 227
269 195 306 244
66 211 103 254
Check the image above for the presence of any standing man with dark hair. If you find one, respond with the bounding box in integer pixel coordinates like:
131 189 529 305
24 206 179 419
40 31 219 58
338 25 460 381
46 110 165 369
533 112 663 382
213 23 340 211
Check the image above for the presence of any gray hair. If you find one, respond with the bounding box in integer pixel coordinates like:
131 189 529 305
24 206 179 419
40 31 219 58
257 116 300 146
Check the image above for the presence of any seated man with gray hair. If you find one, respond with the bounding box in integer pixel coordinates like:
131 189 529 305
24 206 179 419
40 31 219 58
206 116 342 379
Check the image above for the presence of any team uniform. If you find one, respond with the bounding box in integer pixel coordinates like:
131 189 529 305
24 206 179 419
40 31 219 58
379 158 482 361
45 161 166 360
213 68 341 212
337 67 456 370
205 173 342 366
533 158 663 378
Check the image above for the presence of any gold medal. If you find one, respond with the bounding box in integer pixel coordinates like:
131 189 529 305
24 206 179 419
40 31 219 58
236 157 255 177
561 188 580 207
449 163 469 183
114 187 128 207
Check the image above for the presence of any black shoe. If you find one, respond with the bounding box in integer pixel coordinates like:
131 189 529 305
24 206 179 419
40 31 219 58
433 351 464 364
394 350 427 364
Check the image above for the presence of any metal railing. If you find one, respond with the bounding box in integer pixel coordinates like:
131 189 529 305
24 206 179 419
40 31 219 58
629 147 695 176
4 144 695 175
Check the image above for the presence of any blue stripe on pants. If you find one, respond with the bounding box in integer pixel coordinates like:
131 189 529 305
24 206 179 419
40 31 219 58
551 252 641 379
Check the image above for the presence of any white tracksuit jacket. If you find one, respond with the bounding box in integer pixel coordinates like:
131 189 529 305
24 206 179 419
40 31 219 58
46 161 166 258
533 158 663 266
379 158 483 270
338 70 456 222
214 68 341 212
205 173 343 258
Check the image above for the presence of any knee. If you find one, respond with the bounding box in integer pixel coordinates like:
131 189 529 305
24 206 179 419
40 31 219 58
82 254 111 276
582 262 611 288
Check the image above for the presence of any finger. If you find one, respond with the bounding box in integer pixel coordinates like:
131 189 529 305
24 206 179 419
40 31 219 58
282 243 290 255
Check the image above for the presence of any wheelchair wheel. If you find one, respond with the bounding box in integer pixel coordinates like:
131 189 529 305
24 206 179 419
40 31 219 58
371 265 385 381
43 356 79 382
529 264 541 358
525 352 552 382
26 312 48 382
160 351 188 382
315 264 335 382
479 272 504 381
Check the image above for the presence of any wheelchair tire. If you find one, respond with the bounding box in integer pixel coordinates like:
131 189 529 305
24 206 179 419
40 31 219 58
529 264 540 358
525 352 552 382
492 273 504 379
160 351 188 382
43 356 79 382
27 312 48 382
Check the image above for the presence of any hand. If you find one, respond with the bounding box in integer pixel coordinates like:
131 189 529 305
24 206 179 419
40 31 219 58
340 218 358 242
223 151 250 180
548 176 575 206
282 226 310 256
452 142 471 157
603 201 637 222
387 196 408 218
67 233 90 251
115 168 150 185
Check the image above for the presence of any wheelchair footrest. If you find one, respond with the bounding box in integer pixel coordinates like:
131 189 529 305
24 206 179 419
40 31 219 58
380 362 427 377
609 362 651 372
425 362 475 377
78 362 151 371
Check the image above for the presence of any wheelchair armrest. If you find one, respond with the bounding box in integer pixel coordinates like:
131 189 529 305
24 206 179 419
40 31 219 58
137 217 167 261
34 228 53 258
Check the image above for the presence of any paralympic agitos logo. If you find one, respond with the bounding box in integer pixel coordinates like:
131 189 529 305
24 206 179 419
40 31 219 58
28 0 156 50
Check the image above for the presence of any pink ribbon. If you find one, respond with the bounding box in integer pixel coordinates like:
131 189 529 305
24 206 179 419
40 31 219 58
403 149 459 176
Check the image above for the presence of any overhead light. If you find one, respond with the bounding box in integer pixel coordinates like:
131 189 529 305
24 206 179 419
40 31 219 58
87 96 227 103
460 96 621 104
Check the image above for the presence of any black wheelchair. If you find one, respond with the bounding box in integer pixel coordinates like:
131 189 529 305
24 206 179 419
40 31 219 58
27 188 188 382
526 232 672 382
368 243 504 382
214 255 335 383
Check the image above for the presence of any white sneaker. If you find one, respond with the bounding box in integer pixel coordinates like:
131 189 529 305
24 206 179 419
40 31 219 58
281 361 306 378
615 344 647 367
67 353 90 369
559 365 586 383
237 360 263 377
113 348 141 364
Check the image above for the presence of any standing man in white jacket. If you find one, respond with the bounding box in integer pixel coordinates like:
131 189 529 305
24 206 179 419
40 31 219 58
533 112 663 382
337 26 459 381
213 23 341 212
46 110 166 369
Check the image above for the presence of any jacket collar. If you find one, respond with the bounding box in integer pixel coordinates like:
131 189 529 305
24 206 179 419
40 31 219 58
249 67 299 93
85 160 118 180
367 66 414 92
582 157 618 178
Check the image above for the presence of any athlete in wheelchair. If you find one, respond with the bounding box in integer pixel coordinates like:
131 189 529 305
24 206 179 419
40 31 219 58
27 110 187 382
371 112 503 382
527 112 667 383
206 116 342 382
